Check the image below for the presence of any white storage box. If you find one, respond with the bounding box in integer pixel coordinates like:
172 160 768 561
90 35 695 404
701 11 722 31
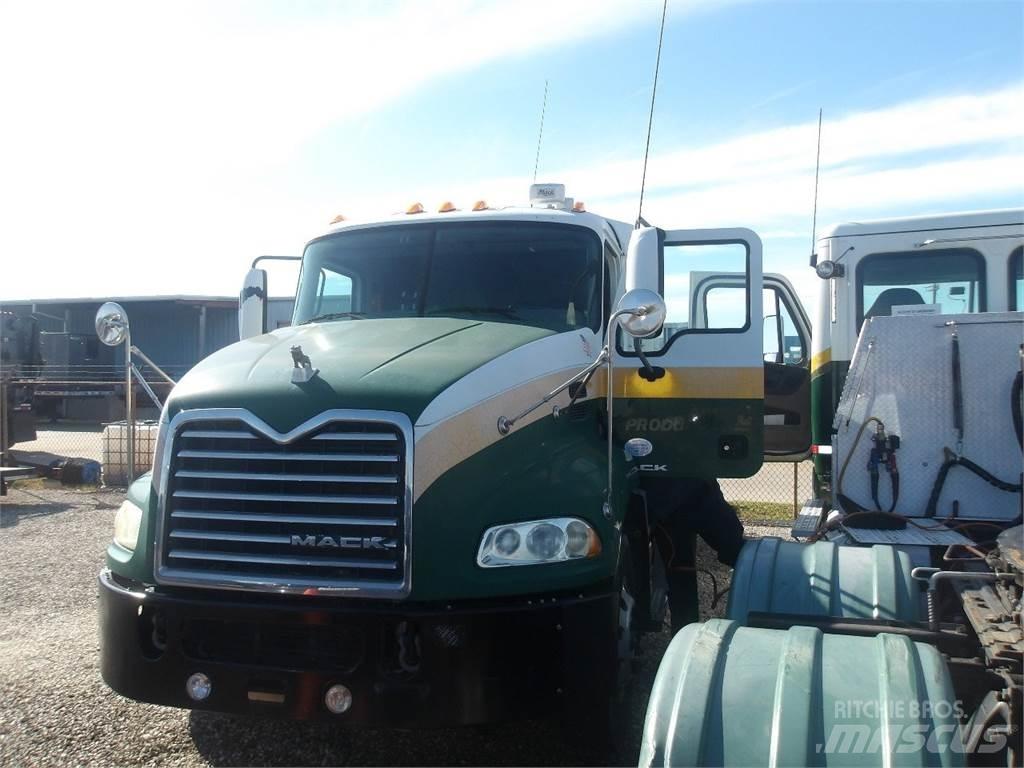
101 421 159 486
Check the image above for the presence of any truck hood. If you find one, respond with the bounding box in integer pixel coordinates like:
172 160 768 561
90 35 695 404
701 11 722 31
168 318 553 431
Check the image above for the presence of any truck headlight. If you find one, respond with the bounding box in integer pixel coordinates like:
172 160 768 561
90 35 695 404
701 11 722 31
477 518 601 568
113 499 143 551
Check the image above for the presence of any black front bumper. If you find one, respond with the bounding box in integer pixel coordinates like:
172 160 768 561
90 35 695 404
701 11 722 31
98 570 617 726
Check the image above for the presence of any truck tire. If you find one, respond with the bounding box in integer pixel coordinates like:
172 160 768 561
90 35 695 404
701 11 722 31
640 619 963 767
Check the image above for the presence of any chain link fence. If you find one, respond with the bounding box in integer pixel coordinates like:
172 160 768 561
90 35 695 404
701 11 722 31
722 460 813 525
5 363 176 487
10 387 815 510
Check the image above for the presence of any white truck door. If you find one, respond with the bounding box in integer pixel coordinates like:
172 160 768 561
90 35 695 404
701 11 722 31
613 228 764 479
761 274 812 460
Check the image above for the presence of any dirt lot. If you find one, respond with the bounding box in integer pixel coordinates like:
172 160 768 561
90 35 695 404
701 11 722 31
0 481 788 767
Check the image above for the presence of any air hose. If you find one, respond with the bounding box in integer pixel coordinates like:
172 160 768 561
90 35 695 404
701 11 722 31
924 447 1023 518
951 326 964 454
836 416 900 515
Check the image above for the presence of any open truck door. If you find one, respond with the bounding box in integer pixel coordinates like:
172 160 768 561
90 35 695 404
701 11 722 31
612 228 765 478
760 275 812 460
685 269 813 461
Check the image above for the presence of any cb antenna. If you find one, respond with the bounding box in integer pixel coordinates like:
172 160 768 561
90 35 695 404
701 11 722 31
637 0 668 228
810 107 823 259
533 79 548 183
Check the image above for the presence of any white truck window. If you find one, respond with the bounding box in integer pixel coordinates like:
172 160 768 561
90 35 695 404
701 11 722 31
857 248 985 324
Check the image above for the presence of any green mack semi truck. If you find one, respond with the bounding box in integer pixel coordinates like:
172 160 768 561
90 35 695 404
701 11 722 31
99 184 808 735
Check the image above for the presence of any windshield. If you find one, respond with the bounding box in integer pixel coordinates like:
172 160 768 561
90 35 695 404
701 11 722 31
293 222 604 332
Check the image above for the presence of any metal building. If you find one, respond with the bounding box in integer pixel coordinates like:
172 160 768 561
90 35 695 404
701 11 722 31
1 295 294 420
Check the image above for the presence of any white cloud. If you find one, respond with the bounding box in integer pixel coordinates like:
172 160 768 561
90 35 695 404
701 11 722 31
0 1 1019 312
0 0 677 298
339 83 1023 313
564 83 1024 210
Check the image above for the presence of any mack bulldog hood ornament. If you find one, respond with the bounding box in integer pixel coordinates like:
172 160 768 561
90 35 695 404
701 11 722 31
290 345 319 384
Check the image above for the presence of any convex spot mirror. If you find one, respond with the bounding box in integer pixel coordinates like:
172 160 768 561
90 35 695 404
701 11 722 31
814 260 845 280
95 302 129 347
617 288 667 338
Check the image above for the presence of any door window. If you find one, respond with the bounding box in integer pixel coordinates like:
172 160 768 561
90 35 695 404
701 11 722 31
763 287 806 365
314 268 354 316
632 242 749 354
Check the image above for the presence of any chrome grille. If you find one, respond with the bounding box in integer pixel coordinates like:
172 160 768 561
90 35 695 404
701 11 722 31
156 409 412 597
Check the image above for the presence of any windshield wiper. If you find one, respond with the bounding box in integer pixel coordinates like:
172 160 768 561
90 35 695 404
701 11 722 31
425 306 524 320
303 311 366 324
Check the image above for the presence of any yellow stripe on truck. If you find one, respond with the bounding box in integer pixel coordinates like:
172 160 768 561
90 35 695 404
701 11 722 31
810 347 832 377
611 366 763 399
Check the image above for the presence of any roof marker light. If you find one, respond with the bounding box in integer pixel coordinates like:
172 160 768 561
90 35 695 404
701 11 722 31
329 214 346 224
406 202 425 215
472 200 489 211
572 201 586 212
438 201 457 213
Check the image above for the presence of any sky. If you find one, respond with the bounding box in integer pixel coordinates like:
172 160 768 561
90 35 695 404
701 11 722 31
1 0 1022 311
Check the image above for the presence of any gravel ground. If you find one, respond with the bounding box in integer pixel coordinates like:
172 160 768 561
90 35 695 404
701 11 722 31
0 481 789 767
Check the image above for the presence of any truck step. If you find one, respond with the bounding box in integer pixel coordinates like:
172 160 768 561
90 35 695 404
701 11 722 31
791 500 825 539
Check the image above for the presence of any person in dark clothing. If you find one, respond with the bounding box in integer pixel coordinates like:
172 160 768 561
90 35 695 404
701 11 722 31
642 477 745 634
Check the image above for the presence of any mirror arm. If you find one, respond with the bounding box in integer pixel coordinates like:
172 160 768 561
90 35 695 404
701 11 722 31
250 254 301 269
130 345 176 386
554 364 600 417
130 364 164 410
497 305 644 436
497 349 609 435
602 306 648 520
632 338 664 381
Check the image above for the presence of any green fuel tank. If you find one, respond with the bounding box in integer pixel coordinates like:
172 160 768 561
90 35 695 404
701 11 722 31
727 538 921 624
640 619 963 767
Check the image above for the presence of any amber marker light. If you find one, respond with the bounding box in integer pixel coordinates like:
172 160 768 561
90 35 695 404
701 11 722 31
438 201 457 213
572 201 586 212
328 214 345 224
406 202 425 214
472 200 489 211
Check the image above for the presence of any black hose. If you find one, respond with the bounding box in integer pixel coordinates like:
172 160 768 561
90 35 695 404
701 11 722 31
924 450 1023 518
869 470 898 514
951 330 963 448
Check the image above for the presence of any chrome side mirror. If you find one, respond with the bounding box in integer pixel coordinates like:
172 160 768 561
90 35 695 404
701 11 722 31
239 268 268 339
95 302 129 346
616 288 666 338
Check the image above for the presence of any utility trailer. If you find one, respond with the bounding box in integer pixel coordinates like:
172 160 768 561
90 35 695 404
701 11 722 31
640 211 1023 766
0 311 41 493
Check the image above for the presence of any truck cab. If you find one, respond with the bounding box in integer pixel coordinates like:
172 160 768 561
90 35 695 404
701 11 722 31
638 211 1023 767
809 209 1024 494
98 185 772 736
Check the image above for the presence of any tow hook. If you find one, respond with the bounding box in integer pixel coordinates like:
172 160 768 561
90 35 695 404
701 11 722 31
397 621 422 673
